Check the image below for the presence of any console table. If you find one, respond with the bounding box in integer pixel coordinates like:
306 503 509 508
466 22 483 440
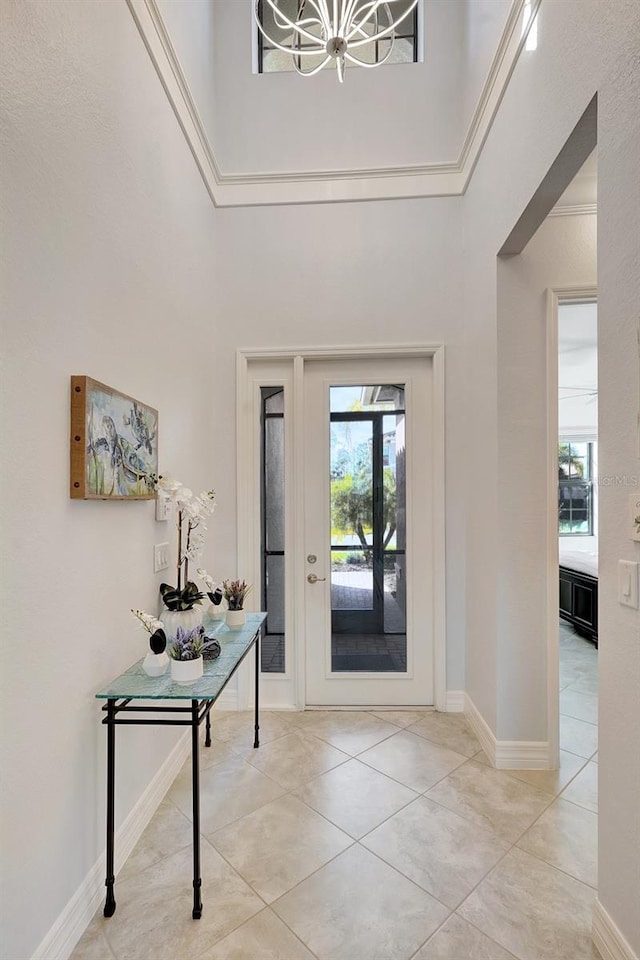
95 612 266 921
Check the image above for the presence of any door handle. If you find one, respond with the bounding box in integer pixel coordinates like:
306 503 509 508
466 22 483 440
307 573 327 584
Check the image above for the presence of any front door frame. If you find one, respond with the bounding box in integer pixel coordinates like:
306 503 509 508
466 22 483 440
236 343 446 711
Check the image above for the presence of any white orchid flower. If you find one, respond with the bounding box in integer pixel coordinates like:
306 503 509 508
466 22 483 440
157 477 183 498
197 568 218 592
131 609 165 634
197 490 216 514
176 487 194 507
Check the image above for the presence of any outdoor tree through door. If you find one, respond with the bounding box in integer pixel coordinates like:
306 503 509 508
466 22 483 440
304 358 433 706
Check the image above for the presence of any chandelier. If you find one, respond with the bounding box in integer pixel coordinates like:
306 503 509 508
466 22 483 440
254 1 420 83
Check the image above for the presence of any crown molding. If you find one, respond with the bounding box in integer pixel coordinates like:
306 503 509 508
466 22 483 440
126 0 540 207
457 0 540 189
548 203 598 217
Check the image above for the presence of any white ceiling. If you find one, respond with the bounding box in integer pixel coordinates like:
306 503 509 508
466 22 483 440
140 0 530 204
204 0 512 176
554 149 598 211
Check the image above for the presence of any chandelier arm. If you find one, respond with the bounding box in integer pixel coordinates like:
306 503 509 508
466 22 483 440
344 0 385 38
339 0 360 35
344 42 394 67
346 0 418 45
300 0 330 30
292 54 332 75
348 11 391 44
348 5 385 40
272 11 323 31
254 11 329 57
257 0 328 46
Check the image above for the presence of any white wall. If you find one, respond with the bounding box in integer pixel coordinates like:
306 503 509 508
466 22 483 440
211 197 467 694
497 215 596 741
596 28 640 952
463 0 639 948
0 2 219 958
462 0 512 126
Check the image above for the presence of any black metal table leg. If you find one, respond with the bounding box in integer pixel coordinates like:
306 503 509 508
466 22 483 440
205 706 211 748
104 700 117 917
191 699 203 920
254 629 260 749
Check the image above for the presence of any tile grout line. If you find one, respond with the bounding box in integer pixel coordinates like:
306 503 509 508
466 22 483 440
293 778 421 843
78 705 596 960
416 759 556 845
191 904 322 960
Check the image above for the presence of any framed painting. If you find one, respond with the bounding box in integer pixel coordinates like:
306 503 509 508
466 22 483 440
70 376 158 499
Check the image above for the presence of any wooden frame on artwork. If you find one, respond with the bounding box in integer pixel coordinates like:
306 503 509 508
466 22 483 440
70 376 158 500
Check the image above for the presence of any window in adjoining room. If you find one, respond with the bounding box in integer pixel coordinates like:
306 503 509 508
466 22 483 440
558 440 595 535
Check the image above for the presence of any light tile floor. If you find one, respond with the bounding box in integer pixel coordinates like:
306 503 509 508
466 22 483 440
73 624 599 960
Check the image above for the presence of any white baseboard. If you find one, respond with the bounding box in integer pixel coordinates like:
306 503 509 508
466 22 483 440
593 900 639 960
31 733 191 960
213 688 239 710
444 690 465 712
495 739 551 769
464 695 552 769
465 694 497 764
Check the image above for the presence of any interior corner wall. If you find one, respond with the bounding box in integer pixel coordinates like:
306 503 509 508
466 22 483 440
462 0 639 950
496 215 596 741
0 3 219 957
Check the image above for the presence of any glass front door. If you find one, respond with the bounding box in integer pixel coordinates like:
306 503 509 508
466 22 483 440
304 357 433 706
329 387 407 672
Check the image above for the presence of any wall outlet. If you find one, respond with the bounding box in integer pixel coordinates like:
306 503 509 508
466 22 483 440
155 497 171 522
154 542 170 573
618 560 639 609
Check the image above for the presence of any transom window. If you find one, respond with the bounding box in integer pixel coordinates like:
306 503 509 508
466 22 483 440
558 441 595 535
256 0 420 74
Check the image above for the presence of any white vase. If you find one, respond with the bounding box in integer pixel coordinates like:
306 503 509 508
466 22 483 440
225 609 246 630
161 607 201 642
170 656 204 685
202 603 226 631
143 651 169 677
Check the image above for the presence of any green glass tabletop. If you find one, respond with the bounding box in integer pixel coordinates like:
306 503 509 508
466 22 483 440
96 613 266 701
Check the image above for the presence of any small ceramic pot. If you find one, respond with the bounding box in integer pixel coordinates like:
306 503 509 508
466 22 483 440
143 651 169 677
161 607 201 641
170 656 204 685
225 609 246 630
202 603 226 631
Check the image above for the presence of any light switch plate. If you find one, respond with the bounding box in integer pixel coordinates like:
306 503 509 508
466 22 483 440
155 497 171 522
154 542 170 573
618 560 639 609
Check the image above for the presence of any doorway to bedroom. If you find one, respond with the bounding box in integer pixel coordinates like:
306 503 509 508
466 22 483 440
557 297 599 784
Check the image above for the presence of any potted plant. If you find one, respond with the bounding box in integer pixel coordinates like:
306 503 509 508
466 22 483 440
156 478 216 638
168 625 204 684
223 579 252 629
131 609 169 677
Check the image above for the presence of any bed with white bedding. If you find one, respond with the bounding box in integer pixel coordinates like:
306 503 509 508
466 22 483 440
559 544 598 646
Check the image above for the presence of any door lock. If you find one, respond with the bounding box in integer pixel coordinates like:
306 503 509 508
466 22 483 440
307 573 327 584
